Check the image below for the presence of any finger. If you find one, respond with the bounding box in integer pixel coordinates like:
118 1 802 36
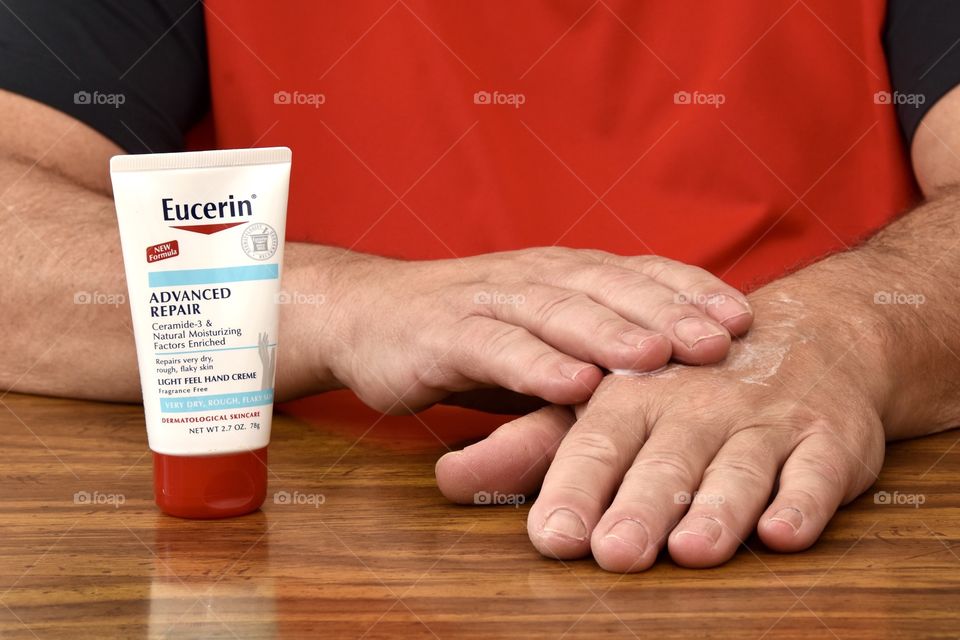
757 433 872 553
590 422 725 572
616 256 754 336
667 428 793 568
526 394 649 560
482 284 672 372
436 316 602 406
435 405 574 504
549 264 732 364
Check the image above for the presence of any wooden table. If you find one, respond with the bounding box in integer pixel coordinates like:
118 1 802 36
1 391 958 639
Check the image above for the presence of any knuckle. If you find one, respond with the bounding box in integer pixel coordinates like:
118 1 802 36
590 249 618 265
512 349 569 396
681 266 720 288
595 269 649 301
539 246 574 260
416 356 456 389
524 347 565 377
810 453 849 491
685 283 729 306
559 431 626 470
547 482 604 504
635 255 678 281
532 290 589 326
478 324 527 359
423 317 475 364
702 458 769 485
594 315 634 337
565 247 610 265
649 299 701 327
781 485 831 519
522 246 576 272
792 445 851 493
631 450 696 486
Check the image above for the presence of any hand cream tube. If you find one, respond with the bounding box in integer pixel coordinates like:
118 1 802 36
110 147 291 519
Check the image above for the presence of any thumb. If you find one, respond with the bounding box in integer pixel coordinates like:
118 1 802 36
435 405 575 504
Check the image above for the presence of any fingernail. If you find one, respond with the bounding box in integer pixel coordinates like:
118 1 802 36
542 508 588 541
708 294 753 327
768 507 803 534
619 329 660 350
603 518 648 551
559 362 593 381
673 317 727 349
675 516 723 546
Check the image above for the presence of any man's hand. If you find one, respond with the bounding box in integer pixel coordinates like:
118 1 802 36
436 274 891 571
436 85 960 573
0 90 752 405
319 248 753 413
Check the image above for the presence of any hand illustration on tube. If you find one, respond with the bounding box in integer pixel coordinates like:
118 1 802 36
258 331 277 391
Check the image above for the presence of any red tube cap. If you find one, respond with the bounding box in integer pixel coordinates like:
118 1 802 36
153 448 267 519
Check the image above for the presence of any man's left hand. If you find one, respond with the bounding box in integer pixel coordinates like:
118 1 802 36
436 280 890 571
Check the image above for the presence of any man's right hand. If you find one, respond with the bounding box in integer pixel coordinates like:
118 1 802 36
0 89 750 408
317 248 753 413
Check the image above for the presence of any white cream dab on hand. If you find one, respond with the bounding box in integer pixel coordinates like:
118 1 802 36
610 365 679 378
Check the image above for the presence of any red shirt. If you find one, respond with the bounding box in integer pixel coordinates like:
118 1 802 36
203 0 917 291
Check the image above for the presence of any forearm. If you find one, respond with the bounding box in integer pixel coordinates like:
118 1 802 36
750 187 960 441
0 153 363 402
858 187 960 438
0 153 140 400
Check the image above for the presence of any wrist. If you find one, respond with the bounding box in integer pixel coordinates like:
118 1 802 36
313 248 397 392
851 244 960 439
275 243 388 400
746 257 894 431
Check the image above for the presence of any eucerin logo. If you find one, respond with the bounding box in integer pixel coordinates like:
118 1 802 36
162 194 255 235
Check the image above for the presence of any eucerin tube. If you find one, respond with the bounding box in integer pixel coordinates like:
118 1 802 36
110 147 291 518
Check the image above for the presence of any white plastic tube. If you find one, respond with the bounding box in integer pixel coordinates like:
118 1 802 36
110 147 291 518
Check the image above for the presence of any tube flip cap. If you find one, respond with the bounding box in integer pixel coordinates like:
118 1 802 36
153 448 267 519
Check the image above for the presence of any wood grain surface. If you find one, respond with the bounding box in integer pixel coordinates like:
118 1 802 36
0 391 958 639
